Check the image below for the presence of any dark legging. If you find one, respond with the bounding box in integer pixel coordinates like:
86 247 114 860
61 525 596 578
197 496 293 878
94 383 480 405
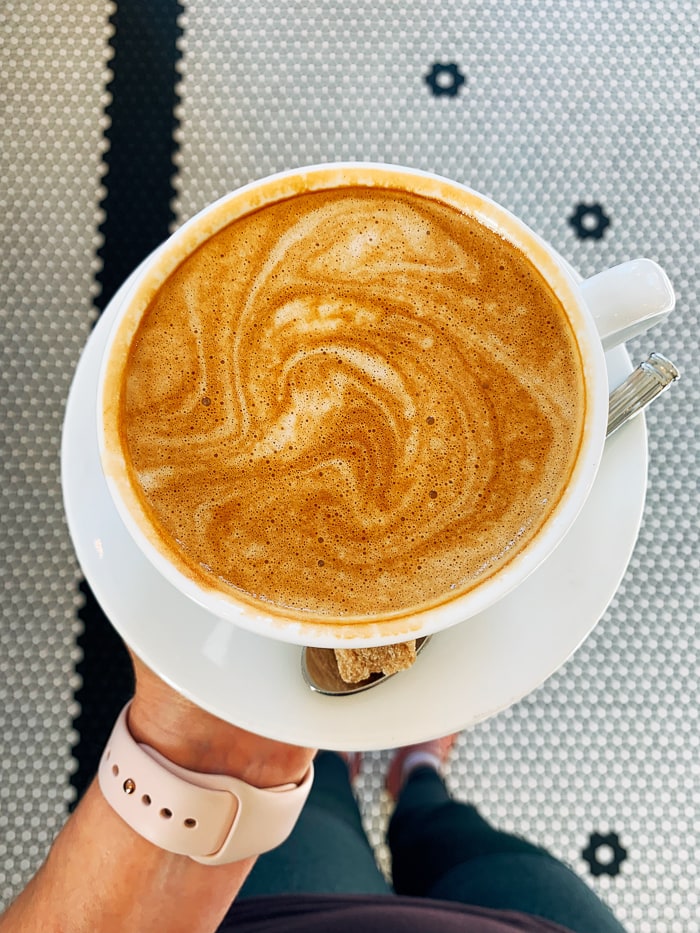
236 752 626 933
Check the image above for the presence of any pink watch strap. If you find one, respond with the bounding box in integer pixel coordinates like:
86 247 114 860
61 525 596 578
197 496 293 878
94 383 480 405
98 703 313 864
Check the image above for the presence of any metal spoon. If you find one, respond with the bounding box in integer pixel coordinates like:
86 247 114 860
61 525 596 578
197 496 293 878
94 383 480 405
302 636 432 695
606 352 679 436
302 352 680 696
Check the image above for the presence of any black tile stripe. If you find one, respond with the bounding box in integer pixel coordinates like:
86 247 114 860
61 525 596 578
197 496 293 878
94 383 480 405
96 0 183 310
71 0 183 807
71 582 134 807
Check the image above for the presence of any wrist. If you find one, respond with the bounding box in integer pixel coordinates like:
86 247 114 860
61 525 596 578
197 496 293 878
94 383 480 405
127 691 314 788
100 704 315 865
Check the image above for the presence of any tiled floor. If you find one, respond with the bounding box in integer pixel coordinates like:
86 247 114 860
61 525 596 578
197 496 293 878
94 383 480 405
1 3 698 930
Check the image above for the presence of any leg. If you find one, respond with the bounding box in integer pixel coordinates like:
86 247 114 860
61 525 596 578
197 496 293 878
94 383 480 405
238 751 391 897
389 767 542 895
388 744 627 933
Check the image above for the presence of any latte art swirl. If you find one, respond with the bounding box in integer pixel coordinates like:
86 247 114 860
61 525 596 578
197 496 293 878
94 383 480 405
122 188 584 618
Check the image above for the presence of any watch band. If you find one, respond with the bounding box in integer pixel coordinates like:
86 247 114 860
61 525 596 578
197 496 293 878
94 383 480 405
98 703 314 865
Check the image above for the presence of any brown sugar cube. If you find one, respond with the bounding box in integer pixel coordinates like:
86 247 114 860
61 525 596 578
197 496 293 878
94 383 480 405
334 640 417 684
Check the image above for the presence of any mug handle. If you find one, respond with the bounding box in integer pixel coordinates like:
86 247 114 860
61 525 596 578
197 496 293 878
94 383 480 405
579 258 675 351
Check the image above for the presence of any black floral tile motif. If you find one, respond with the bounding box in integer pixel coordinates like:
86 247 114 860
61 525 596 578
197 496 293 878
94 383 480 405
569 202 611 240
582 831 628 877
425 62 466 97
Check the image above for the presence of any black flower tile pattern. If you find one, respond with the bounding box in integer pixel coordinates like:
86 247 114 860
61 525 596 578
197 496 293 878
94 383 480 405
569 202 611 240
582 832 628 878
425 62 466 97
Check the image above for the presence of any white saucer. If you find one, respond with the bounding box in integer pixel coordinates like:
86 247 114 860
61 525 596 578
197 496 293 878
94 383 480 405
61 271 648 751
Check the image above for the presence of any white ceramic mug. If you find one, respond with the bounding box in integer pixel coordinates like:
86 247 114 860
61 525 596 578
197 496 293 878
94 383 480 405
97 163 674 647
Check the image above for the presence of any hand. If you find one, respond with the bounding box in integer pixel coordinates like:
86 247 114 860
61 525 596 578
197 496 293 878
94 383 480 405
127 649 316 788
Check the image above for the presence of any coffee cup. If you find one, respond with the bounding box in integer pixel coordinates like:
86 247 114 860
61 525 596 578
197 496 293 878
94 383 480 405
97 163 674 648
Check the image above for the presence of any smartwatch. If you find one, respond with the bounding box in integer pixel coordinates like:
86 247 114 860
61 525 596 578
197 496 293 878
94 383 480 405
98 703 313 865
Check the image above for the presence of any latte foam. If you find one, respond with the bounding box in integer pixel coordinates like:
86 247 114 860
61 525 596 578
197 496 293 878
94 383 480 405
119 187 584 619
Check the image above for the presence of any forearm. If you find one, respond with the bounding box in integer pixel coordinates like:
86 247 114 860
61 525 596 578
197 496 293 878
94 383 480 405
0 660 315 933
0 779 254 933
